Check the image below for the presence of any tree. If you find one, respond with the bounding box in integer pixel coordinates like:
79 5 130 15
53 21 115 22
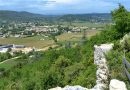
82 29 86 40
65 41 71 49
51 35 57 43
53 56 71 73
7 48 12 53
111 4 130 36
57 25 63 35
61 15 74 26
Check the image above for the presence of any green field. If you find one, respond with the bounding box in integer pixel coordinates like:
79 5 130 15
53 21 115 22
59 21 106 28
56 30 100 41
0 57 20 70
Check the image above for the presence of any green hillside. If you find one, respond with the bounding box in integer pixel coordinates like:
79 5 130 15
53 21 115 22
0 10 111 23
0 4 130 90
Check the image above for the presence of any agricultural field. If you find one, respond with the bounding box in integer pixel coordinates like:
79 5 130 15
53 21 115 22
56 30 101 42
0 30 100 71
59 21 106 28
0 36 54 49
0 30 100 49
72 22 106 28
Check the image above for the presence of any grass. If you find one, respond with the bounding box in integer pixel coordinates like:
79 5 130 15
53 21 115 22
56 30 101 42
0 58 19 70
0 30 100 70
0 30 100 49
0 36 54 49
72 22 106 28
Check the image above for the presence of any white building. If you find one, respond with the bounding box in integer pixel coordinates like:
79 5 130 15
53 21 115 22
0 48 8 53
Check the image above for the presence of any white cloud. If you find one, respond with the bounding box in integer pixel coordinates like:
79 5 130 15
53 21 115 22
51 0 75 4
43 0 80 9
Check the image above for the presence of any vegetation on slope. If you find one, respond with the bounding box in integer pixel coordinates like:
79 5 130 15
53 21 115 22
0 10 111 24
106 4 130 89
0 4 130 90
0 27 123 90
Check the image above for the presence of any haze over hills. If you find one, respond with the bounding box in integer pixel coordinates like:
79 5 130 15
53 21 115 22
0 10 112 23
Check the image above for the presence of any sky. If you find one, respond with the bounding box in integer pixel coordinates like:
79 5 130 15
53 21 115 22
0 0 130 15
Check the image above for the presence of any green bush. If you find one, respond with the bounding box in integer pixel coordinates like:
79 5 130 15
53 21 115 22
0 28 125 89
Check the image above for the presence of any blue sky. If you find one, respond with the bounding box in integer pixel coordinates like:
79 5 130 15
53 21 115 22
0 0 130 15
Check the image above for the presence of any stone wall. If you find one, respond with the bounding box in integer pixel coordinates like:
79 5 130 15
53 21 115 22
93 44 113 90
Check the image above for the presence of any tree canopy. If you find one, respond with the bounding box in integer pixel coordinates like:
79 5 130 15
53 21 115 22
112 4 130 36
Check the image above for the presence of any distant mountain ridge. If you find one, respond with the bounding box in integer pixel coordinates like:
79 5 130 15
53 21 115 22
0 10 47 22
0 10 112 23
59 13 111 23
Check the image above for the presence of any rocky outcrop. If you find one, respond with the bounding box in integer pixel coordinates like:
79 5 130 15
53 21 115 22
63 86 89 90
109 79 127 90
49 87 62 90
120 33 130 45
93 44 113 90
120 33 130 51
49 86 89 90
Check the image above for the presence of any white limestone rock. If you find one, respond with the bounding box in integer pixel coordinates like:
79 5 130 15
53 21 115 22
109 79 127 90
120 33 130 45
49 86 91 90
93 84 106 90
63 85 89 90
94 44 113 65
94 44 113 90
98 44 114 53
49 87 62 90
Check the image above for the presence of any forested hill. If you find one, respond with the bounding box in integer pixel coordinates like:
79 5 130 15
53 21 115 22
0 10 111 23
0 10 49 22
59 13 112 23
